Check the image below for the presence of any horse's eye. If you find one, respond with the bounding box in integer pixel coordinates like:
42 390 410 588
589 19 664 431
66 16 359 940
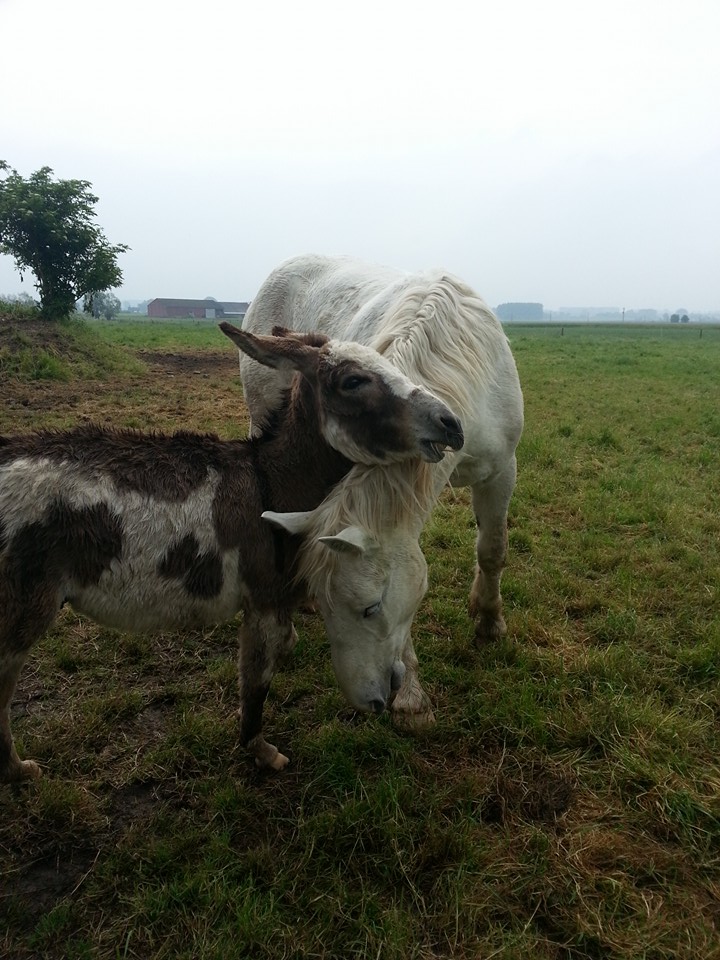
341 375 369 391
363 601 382 618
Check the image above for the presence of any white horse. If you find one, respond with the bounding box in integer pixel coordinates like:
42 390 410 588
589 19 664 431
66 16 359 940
241 255 524 728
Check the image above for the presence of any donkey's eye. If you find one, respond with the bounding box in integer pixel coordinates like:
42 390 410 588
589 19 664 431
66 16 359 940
363 601 382 618
341 375 370 391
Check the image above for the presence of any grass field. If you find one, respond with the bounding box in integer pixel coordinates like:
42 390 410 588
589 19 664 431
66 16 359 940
1 320 719 959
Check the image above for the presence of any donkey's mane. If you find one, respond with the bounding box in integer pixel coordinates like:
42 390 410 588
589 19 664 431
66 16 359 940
297 273 507 602
252 388 293 439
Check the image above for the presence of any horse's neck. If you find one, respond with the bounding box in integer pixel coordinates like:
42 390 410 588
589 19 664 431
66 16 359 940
252 386 351 513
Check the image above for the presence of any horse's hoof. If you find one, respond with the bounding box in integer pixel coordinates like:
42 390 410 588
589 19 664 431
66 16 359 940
391 707 436 732
474 615 506 646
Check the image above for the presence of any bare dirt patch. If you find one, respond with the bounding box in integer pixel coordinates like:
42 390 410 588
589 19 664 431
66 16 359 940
1 333 247 436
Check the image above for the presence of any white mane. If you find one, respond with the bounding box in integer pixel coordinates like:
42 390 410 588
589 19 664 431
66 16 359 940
297 272 509 602
368 272 505 413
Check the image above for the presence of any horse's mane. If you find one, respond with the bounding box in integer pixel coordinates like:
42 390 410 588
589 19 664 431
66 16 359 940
368 272 506 414
296 272 507 603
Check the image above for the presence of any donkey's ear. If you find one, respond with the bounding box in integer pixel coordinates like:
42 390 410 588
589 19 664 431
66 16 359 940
261 510 315 536
271 326 329 348
220 322 319 375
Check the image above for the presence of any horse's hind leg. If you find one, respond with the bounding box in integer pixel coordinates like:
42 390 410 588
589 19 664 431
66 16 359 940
0 584 59 783
469 457 517 645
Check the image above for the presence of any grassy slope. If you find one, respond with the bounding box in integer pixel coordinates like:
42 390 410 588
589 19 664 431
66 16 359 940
0 304 147 383
1 321 719 959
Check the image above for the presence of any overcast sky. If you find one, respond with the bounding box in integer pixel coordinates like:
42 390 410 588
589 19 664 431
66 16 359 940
1 0 719 311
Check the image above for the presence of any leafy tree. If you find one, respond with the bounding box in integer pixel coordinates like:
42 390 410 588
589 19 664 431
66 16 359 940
0 161 128 319
83 289 121 320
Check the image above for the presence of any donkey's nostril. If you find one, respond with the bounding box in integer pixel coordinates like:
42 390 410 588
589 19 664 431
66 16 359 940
440 413 464 451
441 413 463 440
369 698 386 715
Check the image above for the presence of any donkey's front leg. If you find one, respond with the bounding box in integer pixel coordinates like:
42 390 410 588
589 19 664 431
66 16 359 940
0 584 60 783
1 652 42 783
237 609 298 771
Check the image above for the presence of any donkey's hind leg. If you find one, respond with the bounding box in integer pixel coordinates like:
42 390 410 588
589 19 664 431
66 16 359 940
468 457 517 645
0 590 62 783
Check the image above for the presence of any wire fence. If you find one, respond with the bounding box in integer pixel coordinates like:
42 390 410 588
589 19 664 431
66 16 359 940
503 322 720 341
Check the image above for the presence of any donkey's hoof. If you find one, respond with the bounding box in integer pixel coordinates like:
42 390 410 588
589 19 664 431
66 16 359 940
267 750 290 772
4 759 42 784
23 760 42 780
250 736 289 771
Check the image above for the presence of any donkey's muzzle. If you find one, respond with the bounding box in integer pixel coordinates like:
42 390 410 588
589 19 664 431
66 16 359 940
420 411 464 462
441 413 464 451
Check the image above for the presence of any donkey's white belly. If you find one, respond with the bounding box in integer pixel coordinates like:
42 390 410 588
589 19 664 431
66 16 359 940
66 548 245 633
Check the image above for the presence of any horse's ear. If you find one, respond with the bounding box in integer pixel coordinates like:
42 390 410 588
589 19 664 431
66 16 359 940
261 510 315 536
220 322 320 376
317 527 375 556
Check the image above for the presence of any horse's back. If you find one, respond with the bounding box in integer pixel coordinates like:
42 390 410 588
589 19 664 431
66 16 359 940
243 255 403 338
241 255 523 471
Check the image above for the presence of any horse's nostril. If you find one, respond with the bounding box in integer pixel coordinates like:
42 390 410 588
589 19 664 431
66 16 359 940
369 698 386 715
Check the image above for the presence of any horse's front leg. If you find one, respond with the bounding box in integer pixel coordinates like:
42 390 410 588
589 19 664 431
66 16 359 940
390 634 436 731
237 608 298 771
468 458 516 645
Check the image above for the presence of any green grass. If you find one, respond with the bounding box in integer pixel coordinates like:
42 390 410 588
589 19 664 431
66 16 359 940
87 315 229 351
0 296 40 322
1 323 719 958
0 312 145 382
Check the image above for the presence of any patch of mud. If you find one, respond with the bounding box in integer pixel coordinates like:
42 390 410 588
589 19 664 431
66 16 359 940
480 762 576 824
0 844 98 939
139 349 238 377
107 780 161 833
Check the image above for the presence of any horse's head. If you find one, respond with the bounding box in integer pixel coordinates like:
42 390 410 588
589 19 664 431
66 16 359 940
219 322 464 465
263 510 427 714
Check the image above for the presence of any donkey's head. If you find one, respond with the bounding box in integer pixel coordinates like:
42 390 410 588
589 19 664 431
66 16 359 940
220 322 463 465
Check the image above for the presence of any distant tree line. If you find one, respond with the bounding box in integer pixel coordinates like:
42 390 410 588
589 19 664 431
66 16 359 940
496 302 544 321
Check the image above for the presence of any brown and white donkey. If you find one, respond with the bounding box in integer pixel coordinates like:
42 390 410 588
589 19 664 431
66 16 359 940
0 322 463 779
